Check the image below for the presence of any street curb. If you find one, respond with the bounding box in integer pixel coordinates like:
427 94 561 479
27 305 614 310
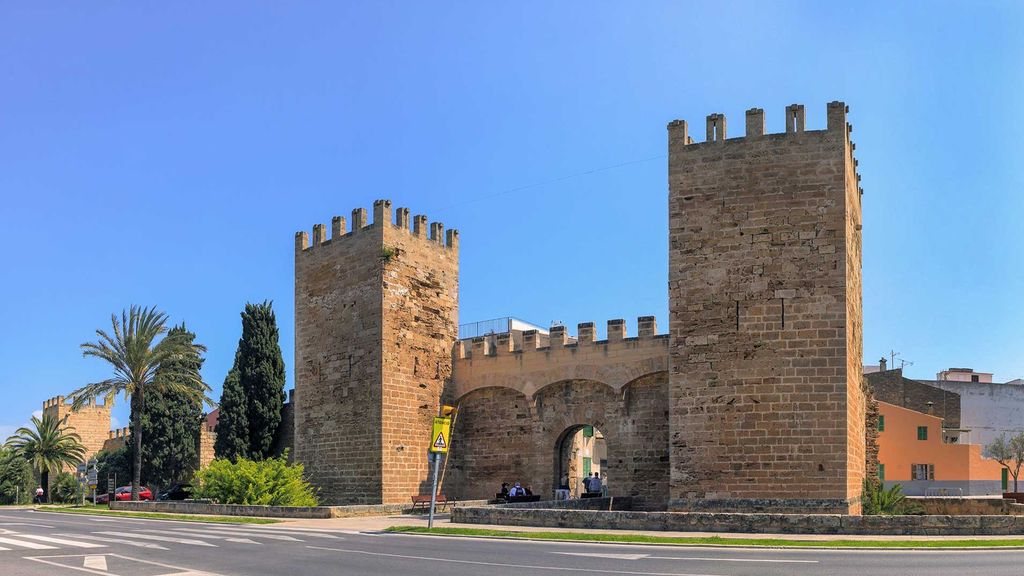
385 529 1024 551
28 508 282 526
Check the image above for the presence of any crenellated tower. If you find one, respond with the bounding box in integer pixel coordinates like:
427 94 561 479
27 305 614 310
667 102 864 513
294 200 459 505
42 395 112 465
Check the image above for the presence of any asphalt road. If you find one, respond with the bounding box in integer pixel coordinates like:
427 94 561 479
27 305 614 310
2 509 1024 575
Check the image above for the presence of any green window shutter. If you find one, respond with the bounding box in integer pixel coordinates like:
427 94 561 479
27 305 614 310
917 426 928 441
879 463 885 482
582 457 592 477
1003 468 1009 491
877 415 885 432
582 426 594 438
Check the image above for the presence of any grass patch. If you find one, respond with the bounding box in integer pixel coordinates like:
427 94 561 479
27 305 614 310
36 505 279 524
386 526 1024 549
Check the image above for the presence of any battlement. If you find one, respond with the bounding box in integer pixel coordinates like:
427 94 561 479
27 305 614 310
454 316 667 360
668 101 851 145
42 396 66 409
295 199 459 254
107 426 130 440
43 395 106 410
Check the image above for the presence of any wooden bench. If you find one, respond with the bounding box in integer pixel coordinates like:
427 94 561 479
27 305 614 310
411 494 453 512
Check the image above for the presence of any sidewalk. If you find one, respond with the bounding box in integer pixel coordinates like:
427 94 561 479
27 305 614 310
274 513 1024 542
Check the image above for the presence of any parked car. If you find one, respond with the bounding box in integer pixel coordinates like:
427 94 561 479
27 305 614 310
158 483 193 501
95 486 153 504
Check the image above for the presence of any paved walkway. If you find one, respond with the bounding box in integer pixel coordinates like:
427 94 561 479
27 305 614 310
275 513 1024 541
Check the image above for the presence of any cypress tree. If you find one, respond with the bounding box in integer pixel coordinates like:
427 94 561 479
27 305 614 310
134 324 205 489
237 301 286 459
214 362 248 460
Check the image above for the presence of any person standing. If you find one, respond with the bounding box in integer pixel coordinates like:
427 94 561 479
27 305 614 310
589 472 602 495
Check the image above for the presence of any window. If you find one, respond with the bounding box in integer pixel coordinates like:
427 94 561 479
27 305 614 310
877 415 885 432
911 464 934 481
972 374 980 382
917 426 928 441
1003 468 1009 492
582 457 592 478
879 463 885 482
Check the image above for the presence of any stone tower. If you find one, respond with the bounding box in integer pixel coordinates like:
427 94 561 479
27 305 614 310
667 102 864 513
42 396 112 464
294 200 459 505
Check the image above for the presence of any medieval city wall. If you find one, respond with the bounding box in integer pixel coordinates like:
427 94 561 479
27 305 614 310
42 396 111 464
294 201 457 505
667 103 865 513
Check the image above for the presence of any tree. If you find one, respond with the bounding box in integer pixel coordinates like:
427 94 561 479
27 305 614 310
215 302 285 460
51 471 82 504
70 306 212 501
984 432 1024 493
134 324 205 490
238 302 286 459
0 447 34 504
94 446 132 494
5 413 86 503
214 362 248 460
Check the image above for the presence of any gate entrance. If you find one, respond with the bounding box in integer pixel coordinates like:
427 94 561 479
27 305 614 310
555 424 606 499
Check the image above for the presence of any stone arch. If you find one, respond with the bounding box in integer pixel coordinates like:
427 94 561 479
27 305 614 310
532 379 620 499
616 371 670 509
443 386 531 501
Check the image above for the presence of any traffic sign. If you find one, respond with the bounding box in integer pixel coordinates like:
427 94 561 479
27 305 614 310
429 416 451 454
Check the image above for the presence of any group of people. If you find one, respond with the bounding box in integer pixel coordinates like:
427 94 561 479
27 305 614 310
499 482 534 499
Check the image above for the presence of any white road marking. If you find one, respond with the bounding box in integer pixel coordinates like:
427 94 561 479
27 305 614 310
0 522 54 528
27 553 226 576
0 535 58 549
648 555 819 564
95 531 218 547
552 552 651 560
15 533 107 548
54 533 169 550
83 555 108 570
306 546 728 576
137 529 258 545
199 526 341 539
172 527 303 541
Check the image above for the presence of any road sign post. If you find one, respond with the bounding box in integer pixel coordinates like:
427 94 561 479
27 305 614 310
427 414 452 529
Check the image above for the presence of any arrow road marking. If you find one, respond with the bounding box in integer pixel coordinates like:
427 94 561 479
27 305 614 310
83 555 108 571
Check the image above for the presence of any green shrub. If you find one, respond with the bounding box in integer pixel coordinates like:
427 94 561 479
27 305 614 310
193 453 317 506
862 481 922 515
51 471 83 504
0 448 34 504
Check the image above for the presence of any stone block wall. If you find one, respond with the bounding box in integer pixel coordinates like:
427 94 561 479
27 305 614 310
294 201 457 505
667 103 864 513
444 371 670 509
42 396 112 465
868 369 960 428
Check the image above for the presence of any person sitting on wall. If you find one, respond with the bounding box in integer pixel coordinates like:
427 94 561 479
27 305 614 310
508 482 526 498
524 485 534 496
556 474 570 500
500 482 510 498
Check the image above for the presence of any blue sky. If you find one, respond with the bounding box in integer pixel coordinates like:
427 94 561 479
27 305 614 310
2 2 1023 436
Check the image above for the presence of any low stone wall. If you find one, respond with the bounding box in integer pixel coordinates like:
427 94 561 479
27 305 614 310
496 497 632 511
452 506 1024 536
113 499 489 519
910 497 1024 516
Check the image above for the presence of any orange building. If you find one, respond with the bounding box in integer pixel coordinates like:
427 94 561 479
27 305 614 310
876 401 1007 496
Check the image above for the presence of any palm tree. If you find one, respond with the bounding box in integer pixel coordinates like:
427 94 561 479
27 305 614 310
6 413 87 503
69 306 211 501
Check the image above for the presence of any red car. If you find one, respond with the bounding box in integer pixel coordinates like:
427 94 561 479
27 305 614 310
95 486 153 504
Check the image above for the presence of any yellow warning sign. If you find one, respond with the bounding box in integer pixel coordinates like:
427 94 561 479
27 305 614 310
430 416 452 453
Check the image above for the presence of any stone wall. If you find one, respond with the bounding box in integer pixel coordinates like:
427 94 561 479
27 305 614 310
667 103 864 513
909 497 1024 515
868 369 960 428
198 424 216 468
270 392 295 460
294 201 457 505
101 427 130 454
444 371 670 509
42 396 111 465
453 505 1024 535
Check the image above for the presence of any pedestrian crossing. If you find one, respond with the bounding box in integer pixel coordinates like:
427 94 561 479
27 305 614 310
0 524 345 553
